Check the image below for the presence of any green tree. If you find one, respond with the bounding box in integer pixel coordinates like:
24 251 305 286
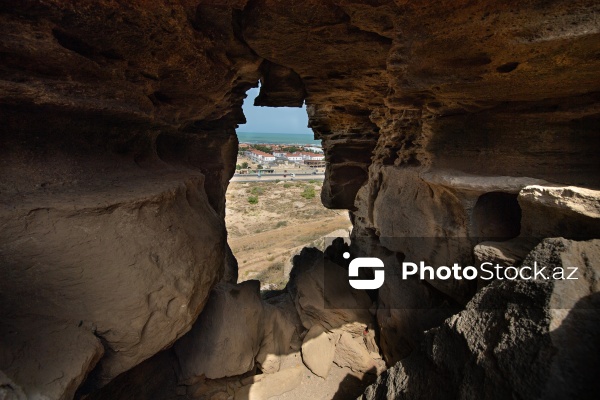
253 145 273 154
257 164 263 170
241 162 249 169
236 164 242 170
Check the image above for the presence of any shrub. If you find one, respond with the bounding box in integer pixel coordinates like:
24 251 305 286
275 220 288 228
283 183 292 188
247 195 258 204
301 186 316 199
250 186 264 195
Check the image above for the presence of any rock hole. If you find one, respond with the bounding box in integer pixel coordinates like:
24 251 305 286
148 91 172 106
472 192 522 241
496 62 519 73
52 29 95 58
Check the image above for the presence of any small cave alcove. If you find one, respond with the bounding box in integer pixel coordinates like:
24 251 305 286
472 191 522 241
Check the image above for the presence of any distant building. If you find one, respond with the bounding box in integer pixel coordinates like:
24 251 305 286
299 152 325 161
285 152 304 162
304 159 326 168
245 149 276 164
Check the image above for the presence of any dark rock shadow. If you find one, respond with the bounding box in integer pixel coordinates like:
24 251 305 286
332 367 378 400
359 284 600 400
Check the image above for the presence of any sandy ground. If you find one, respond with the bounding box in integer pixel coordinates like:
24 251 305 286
277 363 377 400
225 180 351 288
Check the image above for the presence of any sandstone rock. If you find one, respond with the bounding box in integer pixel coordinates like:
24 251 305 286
360 238 600 400
255 294 300 374
234 366 303 400
0 317 103 400
473 238 540 288
2 1 600 399
519 185 600 239
0 172 226 386
301 325 339 378
175 281 265 382
84 350 187 400
333 331 378 373
287 247 374 332
355 166 475 303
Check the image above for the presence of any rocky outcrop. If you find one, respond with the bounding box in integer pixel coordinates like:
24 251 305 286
360 238 600 400
1 0 600 398
0 171 227 395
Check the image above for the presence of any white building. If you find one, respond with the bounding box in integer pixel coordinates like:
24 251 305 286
285 152 304 162
245 149 276 164
300 152 325 161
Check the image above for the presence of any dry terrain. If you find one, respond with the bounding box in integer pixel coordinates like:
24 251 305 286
226 179 351 289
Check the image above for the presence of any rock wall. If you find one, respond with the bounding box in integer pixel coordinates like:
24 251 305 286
1 1 599 399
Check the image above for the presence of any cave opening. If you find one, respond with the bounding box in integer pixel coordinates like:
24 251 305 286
225 85 351 291
472 192 522 241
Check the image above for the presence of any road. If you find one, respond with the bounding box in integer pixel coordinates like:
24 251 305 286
230 173 325 182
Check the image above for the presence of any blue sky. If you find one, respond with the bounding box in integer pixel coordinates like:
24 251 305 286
238 87 312 134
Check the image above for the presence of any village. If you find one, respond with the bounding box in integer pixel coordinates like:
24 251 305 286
236 143 326 175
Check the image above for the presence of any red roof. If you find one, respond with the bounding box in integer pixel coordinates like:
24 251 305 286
249 149 275 157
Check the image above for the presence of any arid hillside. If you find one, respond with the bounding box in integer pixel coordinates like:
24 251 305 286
226 180 351 289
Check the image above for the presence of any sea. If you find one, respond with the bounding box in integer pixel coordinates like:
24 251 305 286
237 131 320 145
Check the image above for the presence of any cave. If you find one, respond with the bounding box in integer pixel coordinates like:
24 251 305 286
1 1 599 400
472 192 522 241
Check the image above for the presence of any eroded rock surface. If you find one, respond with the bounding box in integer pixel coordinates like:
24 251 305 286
360 238 600 400
1 0 600 398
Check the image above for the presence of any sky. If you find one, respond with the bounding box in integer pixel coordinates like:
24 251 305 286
238 87 312 134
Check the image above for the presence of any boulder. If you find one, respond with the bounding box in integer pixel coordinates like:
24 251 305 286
301 325 338 378
360 238 600 400
519 185 600 239
0 316 103 400
0 173 227 387
287 247 374 332
175 281 265 382
333 331 378 373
